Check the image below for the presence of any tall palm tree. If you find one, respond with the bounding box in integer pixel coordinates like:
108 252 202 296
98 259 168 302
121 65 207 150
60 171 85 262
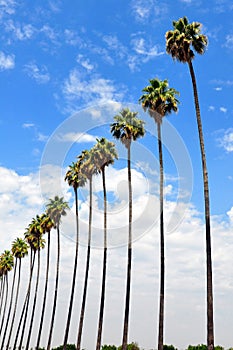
94 138 118 350
77 148 98 350
46 195 69 350
139 78 179 350
36 213 54 350
63 160 87 350
165 17 214 349
111 108 145 350
13 229 37 350
17 227 45 350
6 238 28 350
25 215 46 350
0 250 14 338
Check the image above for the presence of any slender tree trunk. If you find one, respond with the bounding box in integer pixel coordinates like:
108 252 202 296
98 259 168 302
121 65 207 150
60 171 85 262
36 231 51 349
0 275 8 338
13 250 36 350
0 277 5 324
63 187 79 350
157 121 165 350
47 226 61 350
25 247 41 350
6 258 21 349
188 60 214 350
77 177 93 350
1 259 18 349
122 145 132 350
96 167 107 350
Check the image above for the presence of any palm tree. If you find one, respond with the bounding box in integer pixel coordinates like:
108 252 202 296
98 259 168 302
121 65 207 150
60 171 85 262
63 161 87 350
36 213 54 350
13 229 37 350
77 148 98 350
111 108 145 350
25 215 46 350
139 78 179 350
17 226 45 350
0 250 14 338
165 17 214 350
6 238 28 350
46 195 69 350
94 138 118 350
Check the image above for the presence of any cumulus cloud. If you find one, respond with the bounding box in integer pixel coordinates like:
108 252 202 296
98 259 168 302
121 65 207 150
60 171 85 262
1 163 233 348
0 51 15 71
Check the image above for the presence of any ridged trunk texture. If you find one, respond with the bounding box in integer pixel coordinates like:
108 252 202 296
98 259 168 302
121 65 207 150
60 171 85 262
77 177 93 350
122 145 132 350
188 60 214 350
96 167 107 350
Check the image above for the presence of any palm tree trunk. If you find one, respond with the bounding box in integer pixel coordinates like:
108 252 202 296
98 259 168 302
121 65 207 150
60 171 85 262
36 231 51 349
77 176 93 350
1 259 18 349
63 187 79 350
6 258 22 349
188 60 214 350
13 250 36 350
122 145 132 350
0 277 5 325
47 225 61 350
96 167 107 350
157 121 165 350
0 275 8 338
25 247 41 350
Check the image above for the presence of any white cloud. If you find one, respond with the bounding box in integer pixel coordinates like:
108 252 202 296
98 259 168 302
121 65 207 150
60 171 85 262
76 54 94 71
22 123 35 128
24 62 50 84
131 0 168 22
56 132 97 143
0 51 15 71
131 37 164 60
227 206 233 223
63 69 124 105
214 87 222 91
1 163 233 348
219 128 233 152
225 34 233 48
0 0 16 18
208 105 215 111
5 20 35 40
220 106 227 113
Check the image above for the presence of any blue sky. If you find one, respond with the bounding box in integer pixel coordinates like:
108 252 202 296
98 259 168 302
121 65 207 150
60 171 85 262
0 0 233 349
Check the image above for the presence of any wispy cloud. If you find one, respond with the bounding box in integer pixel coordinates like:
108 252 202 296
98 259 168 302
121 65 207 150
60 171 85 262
22 123 35 128
0 0 16 19
131 0 168 23
131 37 164 59
5 20 35 40
225 34 233 49
219 128 233 152
220 106 227 113
56 132 97 143
0 51 15 71
76 54 94 71
63 69 124 106
24 62 50 84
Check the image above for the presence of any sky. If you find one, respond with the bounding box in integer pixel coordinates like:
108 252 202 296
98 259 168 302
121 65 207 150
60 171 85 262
0 0 233 349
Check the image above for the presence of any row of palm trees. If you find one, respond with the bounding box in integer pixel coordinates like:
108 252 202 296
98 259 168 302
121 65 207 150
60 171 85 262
0 16 214 350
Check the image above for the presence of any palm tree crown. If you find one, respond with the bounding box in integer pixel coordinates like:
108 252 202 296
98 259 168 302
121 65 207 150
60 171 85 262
11 238 29 260
111 108 145 149
165 16 208 63
94 137 118 173
46 196 69 228
139 78 179 123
